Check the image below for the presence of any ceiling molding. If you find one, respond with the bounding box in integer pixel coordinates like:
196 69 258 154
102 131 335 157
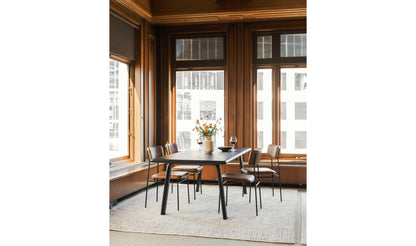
115 0 152 22
151 8 306 25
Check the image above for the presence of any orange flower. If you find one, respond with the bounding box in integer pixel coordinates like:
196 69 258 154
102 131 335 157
204 129 208 133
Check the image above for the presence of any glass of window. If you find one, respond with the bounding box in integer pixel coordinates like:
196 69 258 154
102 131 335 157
109 58 129 159
176 70 224 151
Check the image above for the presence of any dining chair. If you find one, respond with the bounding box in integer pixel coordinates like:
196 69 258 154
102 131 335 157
166 143 203 200
218 149 263 216
241 144 282 201
145 146 190 210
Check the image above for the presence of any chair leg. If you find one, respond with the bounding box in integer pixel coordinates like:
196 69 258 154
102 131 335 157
187 177 190 204
193 172 196 200
249 183 252 203
156 179 159 202
272 174 275 196
259 183 262 209
279 175 282 202
177 180 180 211
198 171 202 194
254 183 258 216
145 166 150 208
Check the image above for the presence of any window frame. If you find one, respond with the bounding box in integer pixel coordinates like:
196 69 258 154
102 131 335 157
253 30 307 65
171 33 227 69
109 53 135 165
253 30 307 159
172 67 227 150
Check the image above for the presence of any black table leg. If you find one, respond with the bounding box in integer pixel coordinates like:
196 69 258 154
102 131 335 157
161 163 172 215
216 165 228 220
239 156 247 194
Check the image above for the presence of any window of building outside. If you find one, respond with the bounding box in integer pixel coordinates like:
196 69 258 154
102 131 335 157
109 58 129 159
176 70 224 150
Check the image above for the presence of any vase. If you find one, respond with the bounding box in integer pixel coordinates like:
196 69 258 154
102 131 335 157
203 136 214 153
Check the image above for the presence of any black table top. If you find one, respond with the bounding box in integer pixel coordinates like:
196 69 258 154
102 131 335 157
152 148 251 165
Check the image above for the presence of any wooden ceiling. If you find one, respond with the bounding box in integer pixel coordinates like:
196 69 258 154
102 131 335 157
111 0 306 25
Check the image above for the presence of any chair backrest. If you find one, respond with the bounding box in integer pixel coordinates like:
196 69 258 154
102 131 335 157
248 148 262 166
166 143 179 155
266 144 281 159
147 146 164 160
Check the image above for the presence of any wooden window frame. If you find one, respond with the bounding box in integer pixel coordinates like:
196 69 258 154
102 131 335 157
253 30 307 65
171 33 227 69
171 67 227 148
109 53 136 166
169 32 228 148
253 30 307 159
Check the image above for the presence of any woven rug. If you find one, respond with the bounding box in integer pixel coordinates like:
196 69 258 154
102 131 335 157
110 184 305 244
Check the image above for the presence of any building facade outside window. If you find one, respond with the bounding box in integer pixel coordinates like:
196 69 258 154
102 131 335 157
109 58 129 159
175 70 224 150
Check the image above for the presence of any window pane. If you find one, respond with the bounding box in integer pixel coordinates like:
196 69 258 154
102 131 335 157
109 59 129 158
257 68 272 152
176 70 224 150
280 68 307 154
176 37 224 61
280 34 307 57
257 36 272 59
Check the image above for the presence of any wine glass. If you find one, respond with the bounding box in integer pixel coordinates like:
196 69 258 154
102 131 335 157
197 138 203 151
230 136 237 151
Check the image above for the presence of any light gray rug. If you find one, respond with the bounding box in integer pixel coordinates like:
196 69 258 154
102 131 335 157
110 184 305 244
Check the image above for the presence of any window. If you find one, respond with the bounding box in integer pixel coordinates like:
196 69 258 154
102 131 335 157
254 32 306 65
173 35 226 68
254 32 307 156
176 37 224 61
109 58 129 159
280 68 307 154
175 70 225 150
257 36 272 59
280 34 307 57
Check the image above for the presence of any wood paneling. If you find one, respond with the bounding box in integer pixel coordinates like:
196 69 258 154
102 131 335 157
150 0 306 25
114 0 305 25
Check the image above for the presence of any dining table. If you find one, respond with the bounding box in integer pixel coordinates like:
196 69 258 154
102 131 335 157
152 147 251 220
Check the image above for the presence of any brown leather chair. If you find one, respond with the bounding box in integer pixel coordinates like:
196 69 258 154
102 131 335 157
219 149 263 216
166 143 203 200
242 144 282 201
145 146 190 210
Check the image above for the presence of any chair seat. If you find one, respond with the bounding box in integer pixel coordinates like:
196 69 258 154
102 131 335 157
151 171 190 180
222 173 255 183
173 165 203 172
242 167 278 176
